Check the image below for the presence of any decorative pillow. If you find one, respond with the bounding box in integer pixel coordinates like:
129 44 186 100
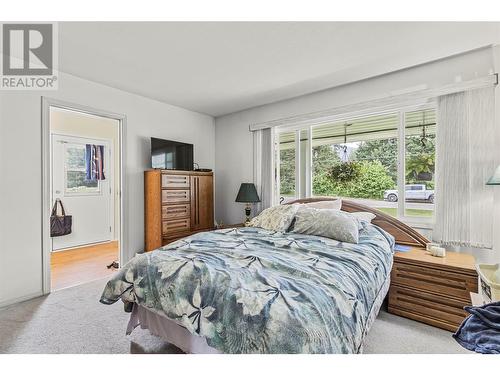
291 207 359 243
349 211 376 223
248 204 300 232
303 199 342 210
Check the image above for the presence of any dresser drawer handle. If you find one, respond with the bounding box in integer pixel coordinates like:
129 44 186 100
394 270 468 291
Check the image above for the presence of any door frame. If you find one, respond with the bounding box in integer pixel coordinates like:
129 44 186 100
41 97 127 294
51 133 114 250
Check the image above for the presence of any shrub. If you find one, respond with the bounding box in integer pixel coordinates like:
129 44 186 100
313 160 396 199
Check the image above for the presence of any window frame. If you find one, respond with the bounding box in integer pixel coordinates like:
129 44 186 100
63 142 102 197
274 102 436 227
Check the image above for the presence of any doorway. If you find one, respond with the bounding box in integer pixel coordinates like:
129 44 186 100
51 134 113 250
42 99 126 293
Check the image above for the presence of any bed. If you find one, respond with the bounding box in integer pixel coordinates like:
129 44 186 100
100 198 428 354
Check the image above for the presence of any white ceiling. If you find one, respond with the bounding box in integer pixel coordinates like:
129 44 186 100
59 22 500 117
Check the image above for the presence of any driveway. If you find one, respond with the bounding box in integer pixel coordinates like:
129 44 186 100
347 197 434 211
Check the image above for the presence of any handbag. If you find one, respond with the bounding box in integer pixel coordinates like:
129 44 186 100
50 199 72 237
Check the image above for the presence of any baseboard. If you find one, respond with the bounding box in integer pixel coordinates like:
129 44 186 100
52 239 118 253
0 291 45 310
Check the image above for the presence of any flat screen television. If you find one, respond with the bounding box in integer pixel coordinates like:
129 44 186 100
151 137 194 170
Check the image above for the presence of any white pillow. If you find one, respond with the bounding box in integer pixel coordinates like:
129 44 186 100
291 206 359 244
248 204 300 232
303 199 342 210
349 211 376 223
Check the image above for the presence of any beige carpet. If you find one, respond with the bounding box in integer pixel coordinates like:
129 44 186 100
0 278 469 354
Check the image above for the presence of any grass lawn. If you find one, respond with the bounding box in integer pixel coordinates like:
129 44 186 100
377 207 433 218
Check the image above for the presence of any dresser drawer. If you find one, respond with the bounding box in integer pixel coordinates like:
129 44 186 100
163 218 190 235
162 174 190 188
162 204 190 219
162 189 190 203
388 285 469 331
391 262 477 302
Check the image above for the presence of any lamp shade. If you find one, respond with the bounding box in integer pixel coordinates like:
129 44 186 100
235 183 260 203
486 165 500 185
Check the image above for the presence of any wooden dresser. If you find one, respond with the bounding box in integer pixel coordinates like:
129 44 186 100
144 169 214 251
388 247 478 332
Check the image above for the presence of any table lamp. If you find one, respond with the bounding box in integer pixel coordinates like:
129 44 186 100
486 165 500 185
235 183 261 224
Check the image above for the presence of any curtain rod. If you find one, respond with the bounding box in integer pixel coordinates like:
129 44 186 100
249 74 498 132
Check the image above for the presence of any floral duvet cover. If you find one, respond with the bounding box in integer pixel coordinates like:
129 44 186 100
100 222 394 353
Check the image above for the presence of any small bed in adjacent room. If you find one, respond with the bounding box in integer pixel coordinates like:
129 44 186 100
100 198 428 354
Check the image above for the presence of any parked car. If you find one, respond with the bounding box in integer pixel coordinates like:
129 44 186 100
383 184 434 203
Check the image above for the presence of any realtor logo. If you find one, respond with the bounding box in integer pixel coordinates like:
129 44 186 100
1 23 58 90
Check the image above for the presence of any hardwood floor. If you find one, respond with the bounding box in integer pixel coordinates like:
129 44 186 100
51 241 119 291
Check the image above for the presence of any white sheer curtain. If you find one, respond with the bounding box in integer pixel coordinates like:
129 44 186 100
434 87 496 248
253 127 275 213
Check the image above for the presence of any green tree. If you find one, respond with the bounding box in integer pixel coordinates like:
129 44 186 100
312 144 341 176
353 138 397 183
280 144 342 196
353 135 436 186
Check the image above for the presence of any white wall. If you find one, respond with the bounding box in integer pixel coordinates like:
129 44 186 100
215 47 500 263
0 72 215 307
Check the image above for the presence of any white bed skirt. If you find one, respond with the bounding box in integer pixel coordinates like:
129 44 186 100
126 276 391 354
127 303 221 354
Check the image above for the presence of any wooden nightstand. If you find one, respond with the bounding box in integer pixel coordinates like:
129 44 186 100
388 247 478 332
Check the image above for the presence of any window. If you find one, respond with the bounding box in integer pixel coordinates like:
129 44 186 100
65 144 100 194
278 131 296 202
311 112 398 216
404 109 436 218
275 106 437 222
277 130 311 203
